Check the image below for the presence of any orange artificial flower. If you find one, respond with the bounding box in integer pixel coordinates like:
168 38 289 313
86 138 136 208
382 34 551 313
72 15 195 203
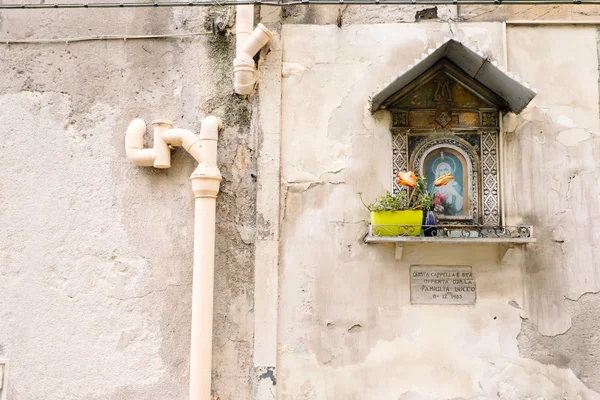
396 171 417 188
434 173 454 187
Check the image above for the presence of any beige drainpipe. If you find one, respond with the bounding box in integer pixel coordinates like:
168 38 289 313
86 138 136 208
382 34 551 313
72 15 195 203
125 116 224 400
233 5 273 95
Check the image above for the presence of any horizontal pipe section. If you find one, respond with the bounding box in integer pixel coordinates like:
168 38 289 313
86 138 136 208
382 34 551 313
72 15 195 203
161 128 203 162
125 119 210 167
1 0 598 9
0 32 213 45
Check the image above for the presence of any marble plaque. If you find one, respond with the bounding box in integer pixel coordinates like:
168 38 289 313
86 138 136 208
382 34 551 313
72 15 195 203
410 265 476 305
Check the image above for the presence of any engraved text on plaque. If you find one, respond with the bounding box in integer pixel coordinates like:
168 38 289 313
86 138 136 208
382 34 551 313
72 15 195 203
410 265 476 305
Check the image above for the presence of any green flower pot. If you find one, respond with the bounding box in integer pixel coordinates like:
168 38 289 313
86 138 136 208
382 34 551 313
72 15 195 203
371 210 423 237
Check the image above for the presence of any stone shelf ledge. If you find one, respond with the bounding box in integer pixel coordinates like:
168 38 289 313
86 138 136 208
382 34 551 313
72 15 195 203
364 236 536 244
364 225 535 263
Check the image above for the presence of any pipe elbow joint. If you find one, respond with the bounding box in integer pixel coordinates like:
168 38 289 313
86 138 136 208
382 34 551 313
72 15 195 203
201 116 224 139
125 119 157 166
125 119 147 148
234 3 272 96
233 56 257 96
179 130 200 153
233 23 273 95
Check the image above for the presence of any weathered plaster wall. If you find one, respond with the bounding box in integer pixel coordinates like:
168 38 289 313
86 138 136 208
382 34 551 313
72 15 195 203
3 4 600 400
458 4 600 22
277 22 600 398
270 4 456 25
505 26 600 392
504 26 600 334
252 15 282 400
0 6 257 400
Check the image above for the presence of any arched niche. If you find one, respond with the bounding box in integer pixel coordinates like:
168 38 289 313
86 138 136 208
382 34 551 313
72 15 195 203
410 136 479 221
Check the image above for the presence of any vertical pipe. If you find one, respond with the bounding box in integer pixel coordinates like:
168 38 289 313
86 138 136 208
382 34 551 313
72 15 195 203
233 5 273 95
188 191 218 400
153 119 173 169
188 116 223 400
236 5 254 58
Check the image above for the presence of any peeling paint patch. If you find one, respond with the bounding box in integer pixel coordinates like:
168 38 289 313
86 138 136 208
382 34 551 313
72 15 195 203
556 115 576 128
415 7 438 22
556 128 592 147
518 292 600 392
258 366 277 386
508 301 521 310
254 366 276 400
282 62 306 78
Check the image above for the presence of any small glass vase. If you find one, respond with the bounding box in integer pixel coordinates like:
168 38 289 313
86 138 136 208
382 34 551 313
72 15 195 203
423 209 438 237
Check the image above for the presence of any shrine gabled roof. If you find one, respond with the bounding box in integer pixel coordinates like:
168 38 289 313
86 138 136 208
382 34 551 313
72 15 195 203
370 38 536 114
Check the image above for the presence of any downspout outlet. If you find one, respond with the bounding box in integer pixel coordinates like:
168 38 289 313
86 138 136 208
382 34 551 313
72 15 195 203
234 56 258 96
243 24 273 58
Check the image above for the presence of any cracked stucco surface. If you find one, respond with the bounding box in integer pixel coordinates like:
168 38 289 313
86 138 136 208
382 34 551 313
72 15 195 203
278 22 600 399
505 26 600 337
0 7 256 400
272 4 457 26
518 293 600 392
3 5 600 400
458 4 600 22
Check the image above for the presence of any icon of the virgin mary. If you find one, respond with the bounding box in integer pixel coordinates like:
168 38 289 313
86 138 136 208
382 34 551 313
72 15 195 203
425 150 464 215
